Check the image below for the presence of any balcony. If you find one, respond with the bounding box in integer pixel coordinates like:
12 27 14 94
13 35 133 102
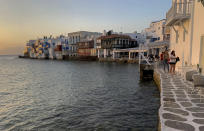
166 2 192 26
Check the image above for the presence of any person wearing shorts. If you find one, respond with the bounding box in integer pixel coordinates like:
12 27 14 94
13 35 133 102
169 50 177 74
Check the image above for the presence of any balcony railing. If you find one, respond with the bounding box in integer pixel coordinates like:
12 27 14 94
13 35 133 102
166 2 192 26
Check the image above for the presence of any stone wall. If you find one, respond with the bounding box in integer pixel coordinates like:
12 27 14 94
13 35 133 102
153 70 162 131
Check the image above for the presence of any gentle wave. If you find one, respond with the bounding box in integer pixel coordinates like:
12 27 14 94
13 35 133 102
0 56 160 131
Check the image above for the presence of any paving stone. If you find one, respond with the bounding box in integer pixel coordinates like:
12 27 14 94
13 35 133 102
185 83 194 87
193 119 204 124
163 88 175 90
177 87 187 90
164 108 189 116
174 82 184 84
197 104 204 107
174 84 185 86
191 99 204 103
163 90 172 93
163 95 174 98
164 120 195 131
175 89 185 91
199 126 204 131
189 95 201 98
173 80 182 82
163 87 174 89
192 113 204 118
175 92 186 95
177 98 189 101
162 113 187 121
186 107 204 112
163 85 173 87
162 82 171 84
162 81 170 83
176 95 187 98
180 102 193 107
164 102 180 108
162 83 173 86
174 85 186 88
163 98 176 102
187 91 199 95
163 92 173 95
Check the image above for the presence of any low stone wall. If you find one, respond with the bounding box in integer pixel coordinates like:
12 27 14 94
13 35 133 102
154 70 161 93
66 56 98 61
99 58 139 64
153 70 162 131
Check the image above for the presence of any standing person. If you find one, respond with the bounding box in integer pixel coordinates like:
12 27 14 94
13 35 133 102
160 52 164 68
169 50 177 74
163 49 169 73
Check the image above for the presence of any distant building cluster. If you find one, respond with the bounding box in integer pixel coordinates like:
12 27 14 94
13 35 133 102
141 19 170 43
24 30 145 60
23 0 204 75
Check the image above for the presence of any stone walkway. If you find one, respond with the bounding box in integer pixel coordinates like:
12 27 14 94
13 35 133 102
157 69 204 131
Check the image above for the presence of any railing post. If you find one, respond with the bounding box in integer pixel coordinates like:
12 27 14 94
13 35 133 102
174 1 177 14
184 0 187 15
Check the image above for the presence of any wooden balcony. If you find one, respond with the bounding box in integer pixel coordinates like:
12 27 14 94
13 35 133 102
166 2 192 26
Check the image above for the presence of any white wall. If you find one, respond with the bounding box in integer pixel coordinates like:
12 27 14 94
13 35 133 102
170 20 192 67
191 1 204 67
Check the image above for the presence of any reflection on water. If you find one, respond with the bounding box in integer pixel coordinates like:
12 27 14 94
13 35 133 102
0 56 160 131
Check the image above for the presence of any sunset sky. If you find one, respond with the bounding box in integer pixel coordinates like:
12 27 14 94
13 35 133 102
0 0 171 55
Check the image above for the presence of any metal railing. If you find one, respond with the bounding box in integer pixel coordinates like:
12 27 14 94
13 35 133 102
166 2 192 25
138 44 151 66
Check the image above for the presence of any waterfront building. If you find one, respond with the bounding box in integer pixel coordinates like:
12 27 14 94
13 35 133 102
24 35 69 60
96 33 138 58
53 35 69 60
68 31 102 56
77 40 95 56
167 0 204 74
142 19 167 43
125 31 146 44
25 40 36 58
48 38 56 59
141 19 170 57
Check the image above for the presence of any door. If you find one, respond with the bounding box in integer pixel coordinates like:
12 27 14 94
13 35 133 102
200 36 204 74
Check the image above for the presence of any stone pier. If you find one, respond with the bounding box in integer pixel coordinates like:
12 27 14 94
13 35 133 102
155 69 204 131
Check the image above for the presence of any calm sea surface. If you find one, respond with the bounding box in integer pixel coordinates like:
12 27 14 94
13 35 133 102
0 56 160 131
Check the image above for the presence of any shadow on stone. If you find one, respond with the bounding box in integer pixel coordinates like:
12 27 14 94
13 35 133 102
164 120 195 131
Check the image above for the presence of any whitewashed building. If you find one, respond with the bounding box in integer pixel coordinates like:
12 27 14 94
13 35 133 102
68 31 102 56
142 19 167 43
125 32 145 44
167 0 204 75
